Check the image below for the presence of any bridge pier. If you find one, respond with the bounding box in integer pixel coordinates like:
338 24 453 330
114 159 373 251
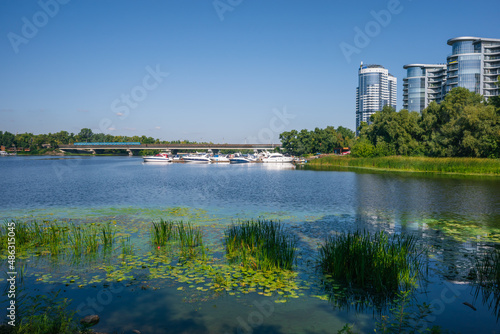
126 149 133 156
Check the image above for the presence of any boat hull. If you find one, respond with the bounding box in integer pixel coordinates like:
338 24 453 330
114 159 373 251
143 157 172 162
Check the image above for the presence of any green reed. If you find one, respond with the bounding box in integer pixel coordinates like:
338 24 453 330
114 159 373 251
473 247 500 291
224 220 297 271
68 223 100 257
177 221 204 259
149 220 204 259
150 219 175 246
308 156 500 175
101 222 115 248
120 236 134 256
319 230 425 293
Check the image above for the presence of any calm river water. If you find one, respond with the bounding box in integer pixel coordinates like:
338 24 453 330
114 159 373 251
1 156 500 333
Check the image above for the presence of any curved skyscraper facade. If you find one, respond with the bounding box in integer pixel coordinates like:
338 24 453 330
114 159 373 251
446 37 500 98
403 64 447 112
356 63 397 134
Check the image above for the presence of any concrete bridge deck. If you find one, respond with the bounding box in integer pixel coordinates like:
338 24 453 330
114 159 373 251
58 143 282 155
59 143 281 150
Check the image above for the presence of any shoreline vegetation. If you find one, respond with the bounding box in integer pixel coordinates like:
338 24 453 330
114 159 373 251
307 155 500 176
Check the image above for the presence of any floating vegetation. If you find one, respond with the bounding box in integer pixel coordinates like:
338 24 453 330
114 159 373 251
423 218 500 243
224 220 298 271
319 230 426 294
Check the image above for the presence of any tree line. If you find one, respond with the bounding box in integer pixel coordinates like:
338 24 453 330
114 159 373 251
279 87 500 159
279 126 355 156
0 128 201 154
352 87 500 158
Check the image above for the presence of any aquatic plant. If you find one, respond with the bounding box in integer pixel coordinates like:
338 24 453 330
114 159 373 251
150 219 175 246
319 230 425 293
14 290 84 334
308 156 500 175
120 236 134 257
100 222 115 248
177 221 204 259
471 247 500 320
472 247 500 290
224 219 298 271
374 290 443 334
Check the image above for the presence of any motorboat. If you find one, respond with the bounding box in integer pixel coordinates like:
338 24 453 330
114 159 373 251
182 153 211 163
210 154 230 163
143 152 172 162
262 152 294 163
229 153 256 163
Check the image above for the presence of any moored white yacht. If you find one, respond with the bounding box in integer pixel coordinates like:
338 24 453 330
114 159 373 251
210 154 230 163
182 153 211 163
142 152 172 162
229 153 255 163
262 152 294 163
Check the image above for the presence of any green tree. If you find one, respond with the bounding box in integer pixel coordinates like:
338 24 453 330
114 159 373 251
77 128 94 142
336 126 355 147
2 131 15 148
351 138 375 157
362 106 423 156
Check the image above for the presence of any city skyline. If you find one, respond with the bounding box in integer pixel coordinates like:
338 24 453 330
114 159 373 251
1 0 499 142
403 36 500 113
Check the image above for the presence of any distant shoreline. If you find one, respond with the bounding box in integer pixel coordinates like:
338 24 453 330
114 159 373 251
306 156 500 176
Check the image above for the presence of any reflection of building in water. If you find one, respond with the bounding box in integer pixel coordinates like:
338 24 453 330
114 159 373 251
354 173 500 283
354 173 498 225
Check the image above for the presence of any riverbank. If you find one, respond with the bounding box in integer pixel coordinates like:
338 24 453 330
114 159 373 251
307 156 500 175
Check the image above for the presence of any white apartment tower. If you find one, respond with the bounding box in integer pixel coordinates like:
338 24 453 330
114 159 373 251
356 63 397 134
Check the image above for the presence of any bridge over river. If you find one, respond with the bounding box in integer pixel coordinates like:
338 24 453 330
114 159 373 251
58 143 282 155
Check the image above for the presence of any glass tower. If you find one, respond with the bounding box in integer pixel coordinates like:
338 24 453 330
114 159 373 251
403 64 447 112
356 63 397 134
446 37 500 99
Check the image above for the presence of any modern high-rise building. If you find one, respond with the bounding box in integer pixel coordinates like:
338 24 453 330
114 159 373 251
356 63 397 133
446 36 500 99
403 64 447 112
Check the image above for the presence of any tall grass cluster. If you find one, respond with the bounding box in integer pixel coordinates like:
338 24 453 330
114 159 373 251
0 220 117 259
308 156 500 175
224 220 297 271
319 231 425 293
149 219 204 259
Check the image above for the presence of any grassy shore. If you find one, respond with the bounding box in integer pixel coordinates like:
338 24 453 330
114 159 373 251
307 156 500 175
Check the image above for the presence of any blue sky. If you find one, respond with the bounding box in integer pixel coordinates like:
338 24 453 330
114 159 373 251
1 0 499 143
